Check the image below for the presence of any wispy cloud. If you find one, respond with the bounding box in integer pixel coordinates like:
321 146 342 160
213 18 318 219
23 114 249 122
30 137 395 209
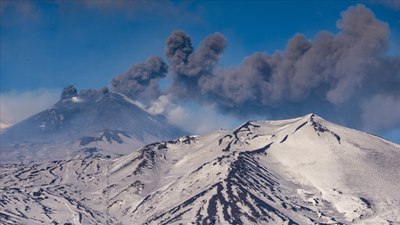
0 0 40 26
368 0 400 10
164 103 241 135
144 94 240 135
361 94 400 131
62 0 203 23
1 0 202 27
0 89 60 127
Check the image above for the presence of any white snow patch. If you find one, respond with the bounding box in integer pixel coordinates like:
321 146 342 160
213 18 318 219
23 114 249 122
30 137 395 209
71 96 83 103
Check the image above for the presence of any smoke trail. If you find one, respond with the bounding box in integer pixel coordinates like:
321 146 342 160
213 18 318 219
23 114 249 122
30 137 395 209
111 56 168 101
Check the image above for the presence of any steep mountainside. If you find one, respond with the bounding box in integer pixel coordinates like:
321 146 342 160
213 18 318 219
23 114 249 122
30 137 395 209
1 114 399 224
0 86 184 163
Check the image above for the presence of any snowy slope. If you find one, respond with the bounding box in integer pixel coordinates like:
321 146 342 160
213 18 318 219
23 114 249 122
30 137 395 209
1 114 399 225
0 87 184 163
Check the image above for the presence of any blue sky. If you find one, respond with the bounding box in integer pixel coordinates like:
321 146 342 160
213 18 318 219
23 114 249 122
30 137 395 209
1 0 399 142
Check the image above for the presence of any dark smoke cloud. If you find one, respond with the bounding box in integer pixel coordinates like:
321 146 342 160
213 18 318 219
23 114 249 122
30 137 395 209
165 31 227 98
61 85 110 101
61 85 78 100
162 4 399 131
79 87 110 100
111 56 168 101
165 30 193 75
195 4 392 107
104 4 399 134
166 30 226 77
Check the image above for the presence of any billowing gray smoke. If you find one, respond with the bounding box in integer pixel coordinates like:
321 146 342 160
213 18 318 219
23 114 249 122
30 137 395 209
165 31 227 98
61 85 110 101
166 31 226 77
184 4 394 106
61 85 78 100
111 56 168 101
110 4 400 132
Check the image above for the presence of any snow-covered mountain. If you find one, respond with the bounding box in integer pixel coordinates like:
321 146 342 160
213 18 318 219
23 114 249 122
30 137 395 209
0 86 184 163
1 114 399 224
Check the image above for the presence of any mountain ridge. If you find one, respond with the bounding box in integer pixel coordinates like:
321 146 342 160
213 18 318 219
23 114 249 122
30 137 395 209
0 86 185 163
1 114 399 224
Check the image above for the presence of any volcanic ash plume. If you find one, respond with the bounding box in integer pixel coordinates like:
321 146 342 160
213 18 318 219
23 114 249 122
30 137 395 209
111 56 168 102
108 4 400 132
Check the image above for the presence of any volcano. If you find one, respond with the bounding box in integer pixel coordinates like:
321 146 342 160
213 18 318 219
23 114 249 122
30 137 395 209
0 86 184 163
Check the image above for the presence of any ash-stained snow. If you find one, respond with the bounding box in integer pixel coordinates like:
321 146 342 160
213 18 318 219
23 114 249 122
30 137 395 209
1 114 399 224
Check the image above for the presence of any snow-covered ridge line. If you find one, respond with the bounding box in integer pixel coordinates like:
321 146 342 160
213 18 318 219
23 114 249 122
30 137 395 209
1 113 399 224
0 90 185 164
